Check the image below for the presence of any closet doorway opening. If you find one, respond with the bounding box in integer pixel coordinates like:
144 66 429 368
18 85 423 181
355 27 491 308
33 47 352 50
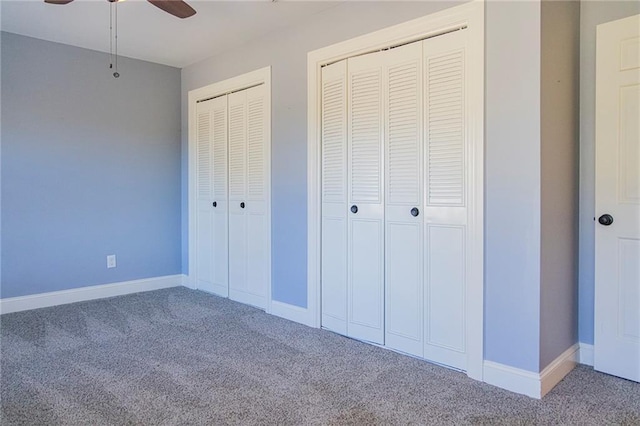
307 2 484 380
188 67 272 313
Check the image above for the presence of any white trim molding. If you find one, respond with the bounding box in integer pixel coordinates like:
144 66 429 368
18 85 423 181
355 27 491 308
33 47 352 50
0 275 184 315
483 343 579 399
306 0 485 380
579 343 594 366
483 361 541 399
187 66 272 314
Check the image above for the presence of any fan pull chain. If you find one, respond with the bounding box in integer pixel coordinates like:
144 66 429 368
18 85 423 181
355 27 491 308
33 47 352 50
114 1 119 78
109 0 120 78
109 1 113 70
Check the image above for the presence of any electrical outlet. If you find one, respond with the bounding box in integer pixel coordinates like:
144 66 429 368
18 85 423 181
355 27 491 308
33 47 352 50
107 255 117 269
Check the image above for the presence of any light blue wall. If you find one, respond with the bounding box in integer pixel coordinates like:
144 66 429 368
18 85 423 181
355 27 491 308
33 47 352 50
578 1 640 346
539 0 580 370
1 32 182 298
484 1 542 372
181 1 466 308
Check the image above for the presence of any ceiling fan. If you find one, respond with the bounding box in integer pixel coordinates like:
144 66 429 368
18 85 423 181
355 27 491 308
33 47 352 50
44 0 197 19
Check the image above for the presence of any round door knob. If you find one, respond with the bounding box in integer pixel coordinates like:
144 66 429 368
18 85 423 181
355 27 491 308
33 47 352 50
350 205 358 214
212 201 217 208
411 207 419 217
598 214 613 226
240 202 245 209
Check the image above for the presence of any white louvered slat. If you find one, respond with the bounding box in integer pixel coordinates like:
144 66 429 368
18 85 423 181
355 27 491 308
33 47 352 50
426 49 465 206
197 111 211 198
350 69 382 202
322 78 347 202
213 106 227 200
387 60 421 205
247 97 265 200
228 101 246 200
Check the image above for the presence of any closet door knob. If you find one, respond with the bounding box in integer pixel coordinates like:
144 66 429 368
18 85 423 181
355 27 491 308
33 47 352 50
212 201 217 208
350 205 358 214
598 214 613 226
240 202 245 209
411 207 419 217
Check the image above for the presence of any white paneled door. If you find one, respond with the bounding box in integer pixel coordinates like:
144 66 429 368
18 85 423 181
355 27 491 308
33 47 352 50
320 28 472 371
594 14 640 383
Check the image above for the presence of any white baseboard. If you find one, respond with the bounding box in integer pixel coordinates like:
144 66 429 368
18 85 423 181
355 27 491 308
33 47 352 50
270 300 314 327
483 360 541 398
483 343 579 399
579 343 594 366
0 274 185 314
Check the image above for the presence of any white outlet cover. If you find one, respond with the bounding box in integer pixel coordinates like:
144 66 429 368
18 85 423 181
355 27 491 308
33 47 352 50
107 255 117 268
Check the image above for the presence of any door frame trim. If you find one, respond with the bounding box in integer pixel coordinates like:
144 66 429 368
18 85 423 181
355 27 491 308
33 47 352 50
306 1 484 380
187 66 272 314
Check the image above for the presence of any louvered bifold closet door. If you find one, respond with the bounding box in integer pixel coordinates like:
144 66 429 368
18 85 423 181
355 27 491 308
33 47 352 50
347 51 386 344
321 60 349 335
423 30 468 370
244 84 269 309
228 86 269 310
196 96 229 297
228 90 250 306
383 41 424 357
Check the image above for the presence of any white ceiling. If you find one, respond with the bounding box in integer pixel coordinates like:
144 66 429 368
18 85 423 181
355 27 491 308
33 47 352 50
0 0 342 67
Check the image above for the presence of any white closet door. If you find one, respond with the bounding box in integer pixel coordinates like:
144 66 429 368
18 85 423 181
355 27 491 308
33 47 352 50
228 90 250 305
423 30 468 370
244 84 269 309
195 99 215 292
211 96 230 296
384 42 424 357
196 96 229 297
347 51 385 344
321 60 349 334
228 86 269 310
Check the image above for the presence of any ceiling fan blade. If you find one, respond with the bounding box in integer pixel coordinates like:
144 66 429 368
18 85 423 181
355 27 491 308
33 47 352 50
147 0 196 19
44 0 74 4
